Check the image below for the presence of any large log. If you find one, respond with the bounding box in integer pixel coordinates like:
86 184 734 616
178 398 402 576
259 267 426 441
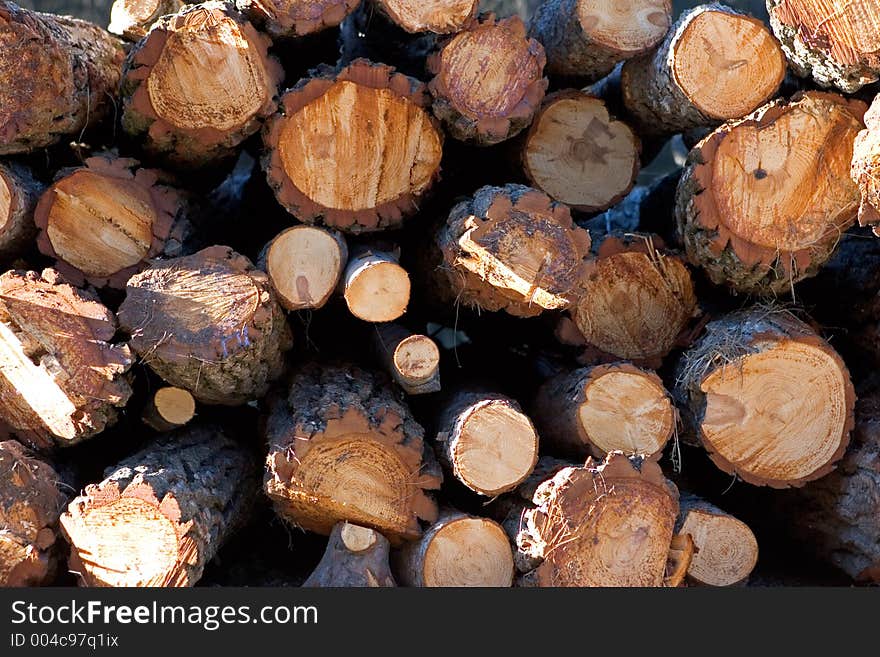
375 0 478 34
235 0 360 38
0 161 42 262
303 522 397 587
108 0 185 41
60 425 258 587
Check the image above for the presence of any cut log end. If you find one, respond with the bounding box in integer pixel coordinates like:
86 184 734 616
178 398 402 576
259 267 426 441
577 0 671 53
0 175 10 231
344 251 411 323
143 386 196 432
679 504 758 586
393 335 440 388
339 522 379 553
237 0 361 38
109 0 185 40
376 0 479 34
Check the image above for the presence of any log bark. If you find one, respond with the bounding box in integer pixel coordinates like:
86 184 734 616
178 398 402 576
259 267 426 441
0 269 133 452
0 2 125 154
0 161 42 263
852 96 880 235
121 1 283 170
375 0 478 34
532 362 675 460
427 14 548 145
34 154 190 289
674 308 855 488
528 0 672 85
264 363 441 543
436 184 592 318
118 246 293 405
621 3 785 136
394 509 514 587
522 91 639 213
675 91 865 297
235 0 360 38
0 441 67 586
373 324 441 395
108 0 185 41
60 425 259 587
343 247 411 323
263 59 443 233
303 522 396 587
142 386 196 432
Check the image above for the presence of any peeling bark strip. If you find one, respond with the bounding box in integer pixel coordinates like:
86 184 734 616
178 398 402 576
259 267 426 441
0 269 133 452
621 3 785 136
0 161 42 262
437 184 592 318
373 324 441 396
769 0 880 93
121 1 283 170
235 0 360 38
852 96 880 235
0 441 67 587
118 246 292 406
60 425 258 587
674 308 855 488
109 0 185 41
304 522 397 587
34 154 190 289
0 3 124 155
263 59 443 233
675 91 864 297
427 14 547 145
343 247 411 323
529 0 672 85
375 0 478 34
264 363 441 543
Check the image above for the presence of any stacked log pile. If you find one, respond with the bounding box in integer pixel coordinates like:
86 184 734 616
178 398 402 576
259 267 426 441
2 0 880 589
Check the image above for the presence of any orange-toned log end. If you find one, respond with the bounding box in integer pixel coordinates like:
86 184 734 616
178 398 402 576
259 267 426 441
564 234 698 365
118 246 292 406
675 308 855 488
533 363 675 460
142 386 196 433
304 522 396 587
34 155 187 289
375 324 441 396
516 453 679 587
343 249 411 323
109 0 185 41
676 91 864 297
523 92 639 212
852 96 880 234
376 0 479 34
438 184 592 318
394 511 514 587
121 1 282 170
0 161 42 262
0 269 133 452
263 59 442 233
235 0 361 38
264 363 441 544
0 441 67 586
428 14 547 145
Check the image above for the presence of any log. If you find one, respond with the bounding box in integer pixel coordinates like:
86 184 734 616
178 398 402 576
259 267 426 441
108 0 185 41
0 269 133 452
0 2 125 154
528 0 672 85
375 0 478 34
436 184 592 318
259 226 348 311
532 362 675 460
343 248 411 323
0 161 42 262
263 59 443 233
394 510 514 587
142 386 196 432
235 0 360 38
852 96 880 235
60 425 258 587
557 233 698 365
676 493 758 586
120 1 283 170
117 246 293 405
0 441 67 586
522 91 640 213
621 3 785 136
768 0 880 93
674 308 855 488
427 14 548 145
435 392 539 496
303 522 396 587
675 91 864 297
374 324 441 395
264 363 441 543
34 154 190 289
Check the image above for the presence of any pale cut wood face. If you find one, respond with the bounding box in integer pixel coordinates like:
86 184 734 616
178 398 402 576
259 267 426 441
680 509 758 586
772 0 880 66
577 0 671 52
113 0 164 23
267 227 344 310
154 387 195 425
423 518 514 587
380 0 478 33
393 336 440 384
345 259 411 323
0 173 10 232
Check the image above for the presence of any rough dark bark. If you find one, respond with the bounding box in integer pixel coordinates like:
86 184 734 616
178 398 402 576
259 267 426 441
303 522 397 587
0 160 42 263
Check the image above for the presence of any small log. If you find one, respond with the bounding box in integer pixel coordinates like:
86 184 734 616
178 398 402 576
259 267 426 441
674 308 855 488
532 363 675 460
435 392 539 497
0 3 124 154
621 3 786 136
522 91 640 212
108 0 185 41
235 0 360 38
264 363 441 543
427 14 547 145
374 324 441 395
118 246 293 405
676 91 865 296
303 522 396 587
0 269 133 452
343 248 411 323
34 154 190 289
852 96 880 234
259 226 348 312
0 441 67 586
121 1 283 170
60 425 258 587
263 59 443 233
142 386 196 432
0 161 42 262
436 184 592 318
375 0 478 34
394 510 514 587
529 0 672 85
